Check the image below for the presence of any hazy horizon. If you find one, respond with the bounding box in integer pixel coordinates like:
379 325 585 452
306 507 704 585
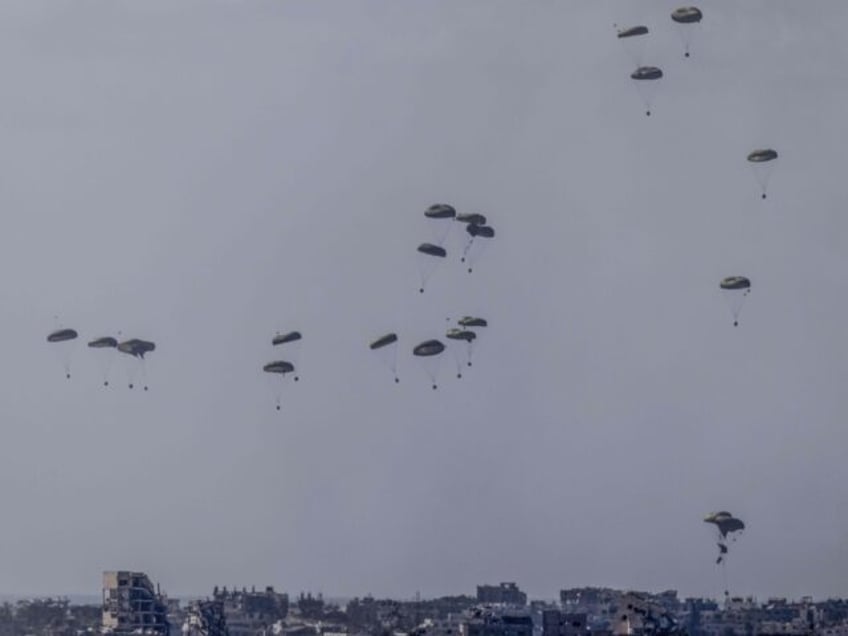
1 0 847 603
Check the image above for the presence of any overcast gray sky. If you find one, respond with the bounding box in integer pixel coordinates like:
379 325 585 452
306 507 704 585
1 0 847 602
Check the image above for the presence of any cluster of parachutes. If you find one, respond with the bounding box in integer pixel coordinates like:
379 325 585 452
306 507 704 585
46 328 156 390
363 204 496 393
418 203 496 293
370 316 488 390
617 9 780 327
716 149 778 326
617 7 703 116
262 331 302 411
704 511 745 597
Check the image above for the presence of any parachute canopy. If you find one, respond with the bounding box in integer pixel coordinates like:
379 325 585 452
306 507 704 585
705 511 745 537
747 148 778 163
446 328 477 342
466 224 495 239
458 316 487 328
413 340 445 357
456 213 487 226
631 66 663 81
117 339 156 358
618 25 649 38
272 331 302 346
264 360 295 375
88 337 118 348
671 7 702 23
424 204 456 219
47 328 78 343
370 333 398 350
720 276 751 291
417 243 447 258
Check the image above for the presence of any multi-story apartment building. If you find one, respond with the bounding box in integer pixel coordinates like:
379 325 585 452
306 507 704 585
102 570 170 635
477 584 528 607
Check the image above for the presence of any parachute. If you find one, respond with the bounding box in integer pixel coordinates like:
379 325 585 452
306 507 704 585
747 149 779 199
618 25 649 37
671 7 703 57
616 25 650 67
630 66 663 116
417 243 447 293
117 339 155 390
704 511 745 597
424 203 456 219
272 331 301 346
445 328 477 378
462 224 495 273
272 331 302 380
458 316 488 329
117 339 155 358
88 336 118 387
455 213 487 226
263 360 296 411
47 328 79 379
47 329 78 343
413 339 445 389
370 332 400 383
671 7 703 23
424 204 457 246
719 276 751 327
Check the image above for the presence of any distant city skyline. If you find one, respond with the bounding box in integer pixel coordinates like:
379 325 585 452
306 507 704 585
1 1 846 602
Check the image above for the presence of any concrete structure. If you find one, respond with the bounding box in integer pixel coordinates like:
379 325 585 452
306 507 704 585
462 608 533 636
212 585 288 636
102 571 169 635
541 611 587 636
476 584 527 607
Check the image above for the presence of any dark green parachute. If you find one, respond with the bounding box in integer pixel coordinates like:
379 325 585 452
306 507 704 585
704 512 745 537
747 149 778 199
747 149 778 163
414 340 445 356
88 337 118 348
671 7 702 57
48 328 79 379
456 213 487 226
616 25 650 67
720 277 751 327
705 510 745 596
671 7 702 23
272 331 302 346
117 339 155 390
417 243 447 258
417 243 448 293
446 329 477 378
88 337 119 387
630 67 663 116
462 225 495 272
370 333 398 350
465 224 495 239
413 339 445 390
719 276 751 291
118 339 156 358
47 328 78 343
617 25 649 38
370 333 400 383
631 66 663 81
446 328 477 343
424 204 456 219
458 316 488 328
264 360 296 410
264 360 295 375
